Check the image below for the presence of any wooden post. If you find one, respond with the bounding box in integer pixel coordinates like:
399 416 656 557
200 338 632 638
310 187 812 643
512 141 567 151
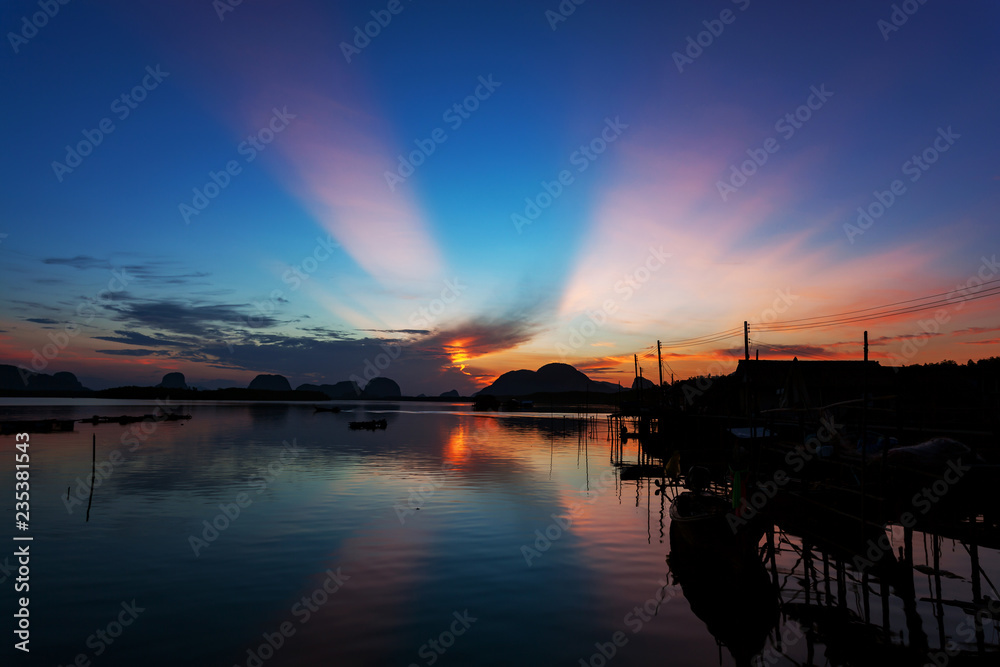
86 433 96 522
864 330 869 362
657 340 663 389
744 321 749 361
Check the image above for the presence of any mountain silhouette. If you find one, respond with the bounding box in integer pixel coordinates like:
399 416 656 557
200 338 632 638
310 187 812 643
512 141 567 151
248 374 292 391
296 380 362 398
476 363 620 396
0 365 87 392
157 372 189 389
361 377 401 399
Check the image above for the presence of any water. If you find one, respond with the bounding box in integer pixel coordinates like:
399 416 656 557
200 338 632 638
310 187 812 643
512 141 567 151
0 400 997 666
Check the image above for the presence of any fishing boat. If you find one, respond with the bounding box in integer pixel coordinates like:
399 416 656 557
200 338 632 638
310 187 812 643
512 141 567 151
668 466 730 525
668 518 780 667
348 419 387 430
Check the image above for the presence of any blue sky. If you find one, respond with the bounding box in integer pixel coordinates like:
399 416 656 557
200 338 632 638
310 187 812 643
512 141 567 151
2 0 999 393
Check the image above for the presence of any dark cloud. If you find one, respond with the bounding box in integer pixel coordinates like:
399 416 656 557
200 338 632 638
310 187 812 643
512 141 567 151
92 330 194 348
868 333 944 345
42 255 109 270
418 307 547 360
105 298 280 336
97 348 171 356
723 343 834 359
961 338 1000 346
297 326 355 339
358 328 430 335
952 325 1000 336
8 299 61 312
25 317 60 324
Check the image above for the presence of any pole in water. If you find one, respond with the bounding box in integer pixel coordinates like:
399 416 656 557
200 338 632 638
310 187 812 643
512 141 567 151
86 433 96 522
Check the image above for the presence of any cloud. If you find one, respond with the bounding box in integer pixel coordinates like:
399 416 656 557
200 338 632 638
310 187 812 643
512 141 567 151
42 255 109 270
97 348 171 356
720 343 835 359
92 330 195 348
25 318 60 325
868 332 945 346
105 298 280 336
952 325 1000 336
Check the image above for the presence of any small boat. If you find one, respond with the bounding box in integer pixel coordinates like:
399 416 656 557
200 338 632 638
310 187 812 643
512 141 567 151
313 405 341 413
349 419 387 430
79 413 191 425
669 489 732 524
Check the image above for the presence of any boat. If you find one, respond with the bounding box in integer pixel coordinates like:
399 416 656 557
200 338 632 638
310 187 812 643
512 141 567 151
78 413 191 425
669 490 732 524
348 419 387 430
313 405 341 413
668 518 780 667
668 466 730 525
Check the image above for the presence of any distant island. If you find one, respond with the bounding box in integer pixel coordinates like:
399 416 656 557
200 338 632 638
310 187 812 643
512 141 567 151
0 367 449 402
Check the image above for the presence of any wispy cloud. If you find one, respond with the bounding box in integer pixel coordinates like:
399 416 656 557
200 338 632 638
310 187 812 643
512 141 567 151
92 330 195 348
97 348 172 357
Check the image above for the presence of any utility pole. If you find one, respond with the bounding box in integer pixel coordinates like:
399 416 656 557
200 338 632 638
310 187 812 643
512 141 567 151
864 330 869 362
657 340 663 388
744 321 750 361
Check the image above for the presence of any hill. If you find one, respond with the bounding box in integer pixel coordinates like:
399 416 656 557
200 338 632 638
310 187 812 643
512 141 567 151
476 363 621 396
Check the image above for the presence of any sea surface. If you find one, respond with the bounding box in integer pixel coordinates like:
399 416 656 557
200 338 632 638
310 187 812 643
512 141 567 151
0 399 996 666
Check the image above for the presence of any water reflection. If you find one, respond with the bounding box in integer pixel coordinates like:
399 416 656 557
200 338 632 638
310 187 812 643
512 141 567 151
1 400 996 666
612 424 1000 666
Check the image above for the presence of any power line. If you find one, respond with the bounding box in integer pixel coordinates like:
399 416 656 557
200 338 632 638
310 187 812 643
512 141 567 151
756 285 1000 333
647 279 1000 355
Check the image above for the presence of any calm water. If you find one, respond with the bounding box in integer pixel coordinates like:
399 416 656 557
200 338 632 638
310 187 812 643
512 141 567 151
1 400 996 666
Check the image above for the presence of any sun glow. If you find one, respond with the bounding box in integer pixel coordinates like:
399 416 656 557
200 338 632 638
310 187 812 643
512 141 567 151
445 338 475 374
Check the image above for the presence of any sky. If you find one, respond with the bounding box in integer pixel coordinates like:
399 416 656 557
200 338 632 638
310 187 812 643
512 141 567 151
1 0 999 394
